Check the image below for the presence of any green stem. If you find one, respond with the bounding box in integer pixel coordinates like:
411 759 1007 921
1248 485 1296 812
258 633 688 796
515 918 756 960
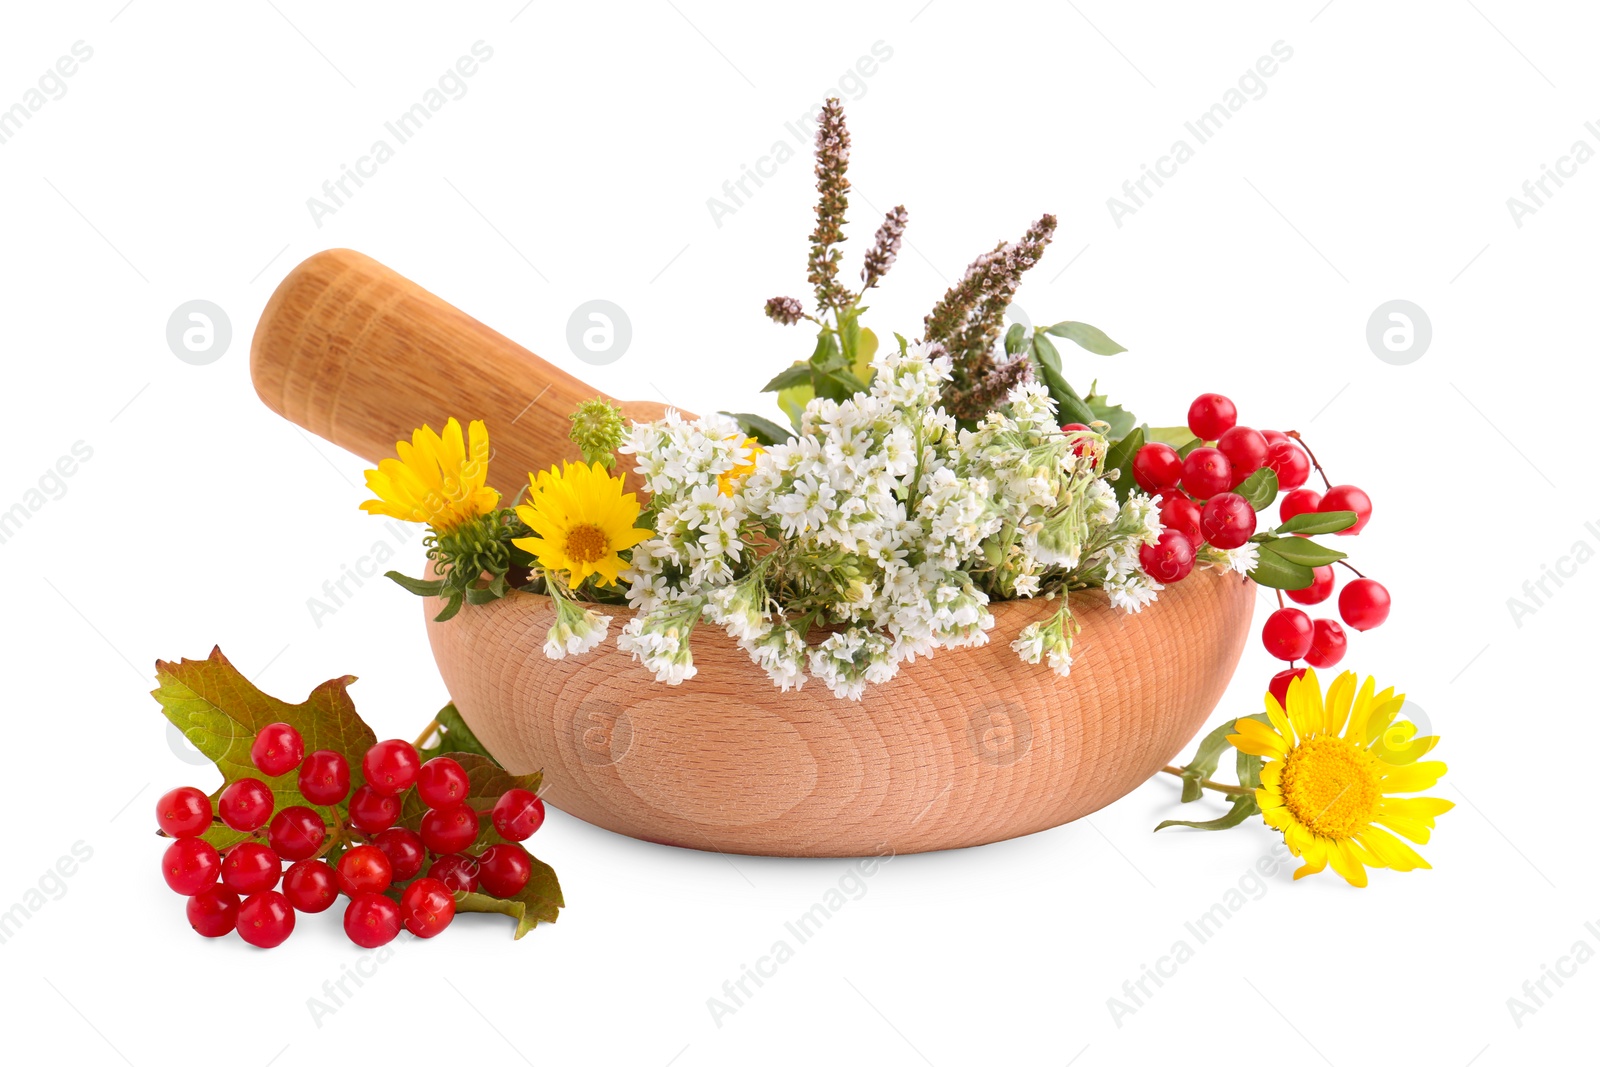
1160 764 1253 798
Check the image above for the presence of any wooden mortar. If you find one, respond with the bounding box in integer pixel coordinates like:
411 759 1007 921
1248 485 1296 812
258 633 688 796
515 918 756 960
252 249 1255 857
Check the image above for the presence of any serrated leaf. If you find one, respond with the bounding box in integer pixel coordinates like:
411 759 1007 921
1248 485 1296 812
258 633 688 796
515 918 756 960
760 362 814 394
1154 794 1259 832
1103 426 1145 503
1044 320 1127 355
1247 546 1315 590
722 411 794 446
454 851 564 938
1235 467 1279 511
1275 510 1357 536
151 647 376 848
1261 536 1347 567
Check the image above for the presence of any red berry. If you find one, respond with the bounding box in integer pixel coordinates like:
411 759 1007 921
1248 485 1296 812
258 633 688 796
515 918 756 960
156 787 212 839
343 892 401 949
282 859 339 913
1158 495 1203 547
218 778 274 832
251 723 305 778
1181 447 1233 499
421 805 481 855
349 786 401 834
222 842 281 895
1186 393 1237 441
1262 608 1314 661
1338 578 1390 631
268 806 327 862
298 750 351 806
162 838 221 896
1305 618 1348 669
1265 440 1311 490
400 877 457 938
1217 426 1268 482
1261 429 1288 447
237 890 295 948
186 886 240 938
478 844 533 898
417 757 471 810
1268 667 1307 709
1132 443 1183 495
1318 484 1373 535
1060 423 1095 457
1138 530 1195 583
335 845 393 897
1286 564 1335 606
429 853 480 894
492 789 547 842
363 739 422 797
1279 487 1322 525
1199 492 1257 550
373 828 427 882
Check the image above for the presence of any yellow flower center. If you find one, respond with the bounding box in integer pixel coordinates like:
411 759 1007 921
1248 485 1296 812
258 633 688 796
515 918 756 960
564 523 610 565
1280 736 1381 839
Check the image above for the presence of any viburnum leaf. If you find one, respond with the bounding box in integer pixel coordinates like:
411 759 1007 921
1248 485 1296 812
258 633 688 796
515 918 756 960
419 704 496 762
454 850 565 938
151 647 375 848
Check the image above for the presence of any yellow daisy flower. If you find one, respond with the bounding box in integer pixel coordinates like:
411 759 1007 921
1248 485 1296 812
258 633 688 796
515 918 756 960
360 418 499 532
1228 669 1453 888
718 436 763 496
513 461 652 588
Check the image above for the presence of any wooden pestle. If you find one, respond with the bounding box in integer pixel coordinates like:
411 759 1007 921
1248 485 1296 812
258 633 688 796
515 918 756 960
250 249 676 488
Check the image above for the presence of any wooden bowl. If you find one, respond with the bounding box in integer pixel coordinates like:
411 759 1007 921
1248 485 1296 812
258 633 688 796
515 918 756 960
250 249 1257 858
426 568 1254 857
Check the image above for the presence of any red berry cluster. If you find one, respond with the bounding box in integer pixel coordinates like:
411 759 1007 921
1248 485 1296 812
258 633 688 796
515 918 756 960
1123 393 1392 689
157 724 546 949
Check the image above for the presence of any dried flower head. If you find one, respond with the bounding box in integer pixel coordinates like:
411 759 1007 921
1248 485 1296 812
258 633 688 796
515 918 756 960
807 98 853 312
861 205 908 290
763 296 806 326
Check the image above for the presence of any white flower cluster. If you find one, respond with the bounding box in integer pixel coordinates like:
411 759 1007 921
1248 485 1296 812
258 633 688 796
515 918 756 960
593 341 1165 699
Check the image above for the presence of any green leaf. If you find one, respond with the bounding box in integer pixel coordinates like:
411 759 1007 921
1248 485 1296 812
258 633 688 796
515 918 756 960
723 411 795 446
1085 392 1136 440
454 851 564 938
1275 510 1357 536
760 362 813 393
151 647 376 849
852 327 879 383
384 571 446 597
1103 426 1145 503
1235 467 1279 511
420 704 497 761
777 383 814 431
1044 320 1127 355
1031 336 1095 426
1169 717 1251 804
1146 426 1196 449
1261 536 1347 567
1154 794 1259 832
1247 545 1315 590
1004 323 1028 355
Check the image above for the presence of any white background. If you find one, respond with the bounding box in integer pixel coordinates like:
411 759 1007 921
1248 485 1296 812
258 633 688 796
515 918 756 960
1 2 1593 1064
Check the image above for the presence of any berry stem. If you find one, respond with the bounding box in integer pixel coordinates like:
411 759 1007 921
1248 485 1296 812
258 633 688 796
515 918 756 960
1336 559 1366 579
1285 430 1332 490
1159 765 1254 798
414 716 441 752
1276 590 1285 610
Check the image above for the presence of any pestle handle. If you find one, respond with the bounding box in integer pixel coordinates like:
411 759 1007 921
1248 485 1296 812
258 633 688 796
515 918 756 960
250 248 677 488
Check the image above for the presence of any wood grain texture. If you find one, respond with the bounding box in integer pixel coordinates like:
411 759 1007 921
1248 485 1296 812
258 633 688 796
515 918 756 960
251 247 1258 857
250 248 670 485
426 568 1255 857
